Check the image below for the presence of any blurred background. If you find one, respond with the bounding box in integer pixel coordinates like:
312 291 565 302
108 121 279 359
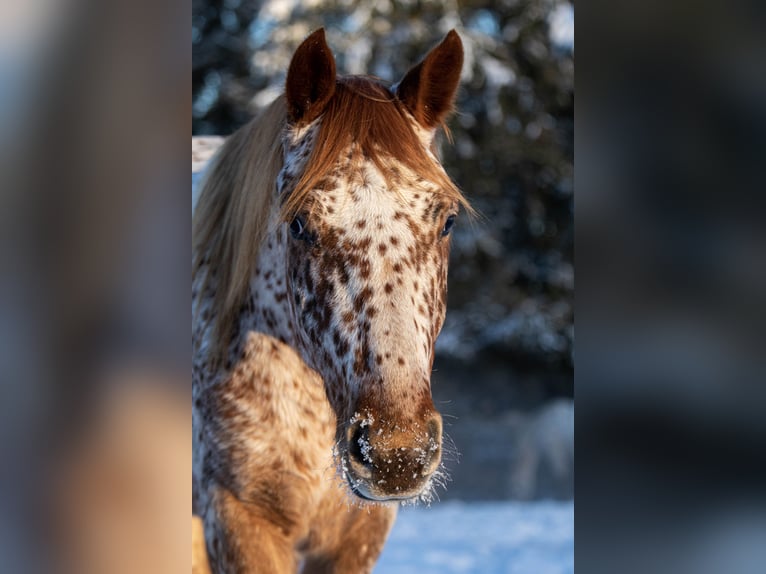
2 0 764 572
193 0 575 505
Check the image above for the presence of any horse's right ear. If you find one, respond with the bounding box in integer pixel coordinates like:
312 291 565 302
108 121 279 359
285 28 336 125
396 30 464 130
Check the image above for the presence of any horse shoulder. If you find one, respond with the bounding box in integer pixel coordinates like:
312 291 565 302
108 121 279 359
196 332 335 536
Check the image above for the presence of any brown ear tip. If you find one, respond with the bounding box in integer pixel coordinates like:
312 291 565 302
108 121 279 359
303 28 327 46
444 29 463 47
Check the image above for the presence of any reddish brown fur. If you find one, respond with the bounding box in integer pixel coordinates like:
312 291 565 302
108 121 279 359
397 30 464 128
285 29 336 124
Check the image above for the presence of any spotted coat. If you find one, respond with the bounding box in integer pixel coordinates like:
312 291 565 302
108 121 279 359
193 29 466 573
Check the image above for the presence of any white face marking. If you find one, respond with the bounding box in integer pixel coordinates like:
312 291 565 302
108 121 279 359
279 127 455 421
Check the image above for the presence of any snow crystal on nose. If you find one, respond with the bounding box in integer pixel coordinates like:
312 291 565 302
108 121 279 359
349 412 375 427
358 432 373 463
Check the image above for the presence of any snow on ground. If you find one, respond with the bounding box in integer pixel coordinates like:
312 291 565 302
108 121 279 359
375 501 573 574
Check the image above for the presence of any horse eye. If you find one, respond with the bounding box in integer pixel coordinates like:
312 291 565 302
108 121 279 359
289 216 306 240
441 214 457 237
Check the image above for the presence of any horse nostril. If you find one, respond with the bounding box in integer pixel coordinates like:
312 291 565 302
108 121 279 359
426 416 442 446
423 416 443 474
348 423 373 469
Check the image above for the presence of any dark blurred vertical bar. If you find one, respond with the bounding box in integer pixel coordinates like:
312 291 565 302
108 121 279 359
578 0 766 572
0 0 189 571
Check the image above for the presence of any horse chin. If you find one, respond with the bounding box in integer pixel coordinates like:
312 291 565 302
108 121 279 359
346 477 419 503
343 463 426 503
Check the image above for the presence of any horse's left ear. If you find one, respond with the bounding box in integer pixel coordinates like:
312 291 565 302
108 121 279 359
396 30 464 129
286 28 337 125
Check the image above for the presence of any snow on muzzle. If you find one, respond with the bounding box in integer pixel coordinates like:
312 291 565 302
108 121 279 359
342 409 443 501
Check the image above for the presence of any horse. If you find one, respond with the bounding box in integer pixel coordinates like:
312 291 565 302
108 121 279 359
193 28 470 573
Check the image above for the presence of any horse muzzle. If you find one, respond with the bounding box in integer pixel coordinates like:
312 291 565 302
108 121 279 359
342 413 443 502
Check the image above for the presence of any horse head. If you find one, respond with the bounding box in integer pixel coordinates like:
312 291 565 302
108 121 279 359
279 29 467 502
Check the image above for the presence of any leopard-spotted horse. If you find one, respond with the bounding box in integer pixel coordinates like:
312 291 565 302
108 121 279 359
193 28 471 573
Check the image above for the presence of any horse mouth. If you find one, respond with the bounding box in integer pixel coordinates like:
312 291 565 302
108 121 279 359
342 451 437 503
344 469 423 503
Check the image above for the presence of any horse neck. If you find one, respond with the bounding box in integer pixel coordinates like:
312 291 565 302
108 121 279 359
238 127 318 363
241 205 295 348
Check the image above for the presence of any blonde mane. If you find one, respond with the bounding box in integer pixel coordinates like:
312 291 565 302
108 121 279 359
193 77 471 367
192 95 285 366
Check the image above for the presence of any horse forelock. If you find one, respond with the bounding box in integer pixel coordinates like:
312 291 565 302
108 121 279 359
280 76 472 222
